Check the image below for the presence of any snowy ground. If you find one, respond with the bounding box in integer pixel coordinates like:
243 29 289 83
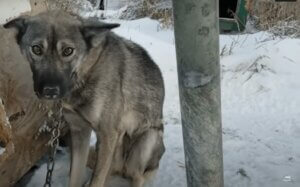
221 32 300 187
1 2 300 187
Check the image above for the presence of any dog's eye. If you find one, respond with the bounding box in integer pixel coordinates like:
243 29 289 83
62 47 74 57
32 45 43 56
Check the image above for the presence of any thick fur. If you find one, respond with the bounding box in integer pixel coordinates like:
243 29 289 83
4 11 165 187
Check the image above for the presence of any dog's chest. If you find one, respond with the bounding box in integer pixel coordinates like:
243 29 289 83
62 85 94 117
68 85 93 107
62 86 108 129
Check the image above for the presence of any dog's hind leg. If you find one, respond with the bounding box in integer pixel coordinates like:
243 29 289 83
125 128 165 187
64 111 92 187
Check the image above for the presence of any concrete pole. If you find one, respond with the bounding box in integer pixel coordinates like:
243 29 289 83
172 0 224 187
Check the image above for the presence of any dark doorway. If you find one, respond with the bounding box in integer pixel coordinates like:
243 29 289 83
220 0 238 18
100 0 104 10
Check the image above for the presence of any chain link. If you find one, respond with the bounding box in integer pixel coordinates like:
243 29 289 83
44 101 63 187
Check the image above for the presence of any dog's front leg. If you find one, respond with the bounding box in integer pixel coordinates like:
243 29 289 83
90 130 119 187
70 126 91 187
64 111 92 187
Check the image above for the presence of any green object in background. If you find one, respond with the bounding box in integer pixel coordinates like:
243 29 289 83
219 0 248 32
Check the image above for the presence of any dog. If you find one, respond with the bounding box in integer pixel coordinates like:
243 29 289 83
4 11 165 187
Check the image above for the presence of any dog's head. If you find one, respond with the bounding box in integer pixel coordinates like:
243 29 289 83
3 11 119 99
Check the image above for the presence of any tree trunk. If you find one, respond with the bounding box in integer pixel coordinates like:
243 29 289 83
172 0 224 187
0 27 67 187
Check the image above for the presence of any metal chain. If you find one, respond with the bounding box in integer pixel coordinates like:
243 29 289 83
44 101 63 187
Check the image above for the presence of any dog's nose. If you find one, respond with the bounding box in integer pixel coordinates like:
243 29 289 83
43 86 60 99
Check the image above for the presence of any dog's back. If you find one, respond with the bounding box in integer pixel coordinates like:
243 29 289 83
72 31 165 132
89 31 166 185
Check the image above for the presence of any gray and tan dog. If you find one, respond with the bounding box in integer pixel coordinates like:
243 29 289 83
4 11 165 187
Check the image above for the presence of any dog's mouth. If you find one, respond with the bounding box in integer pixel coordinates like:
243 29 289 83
35 92 62 100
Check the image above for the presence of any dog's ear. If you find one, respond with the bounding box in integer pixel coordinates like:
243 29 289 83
81 19 120 48
3 17 26 29
3 16 28 44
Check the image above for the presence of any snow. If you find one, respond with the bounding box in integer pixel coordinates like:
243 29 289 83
0 147 5 155
0 0 31 24
1 3 300 187
221 32 300 187
106 0 128 10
